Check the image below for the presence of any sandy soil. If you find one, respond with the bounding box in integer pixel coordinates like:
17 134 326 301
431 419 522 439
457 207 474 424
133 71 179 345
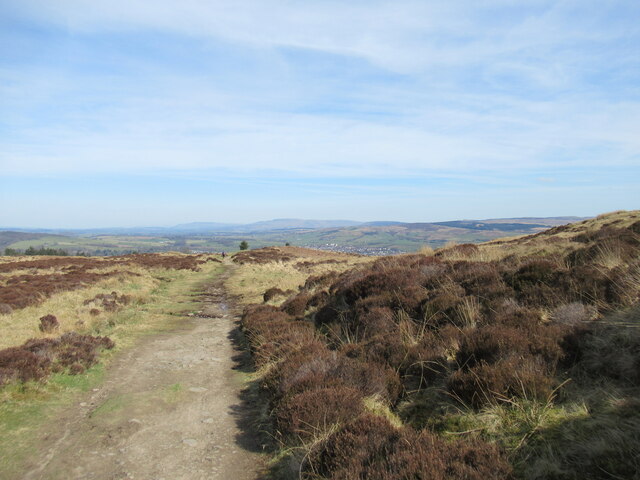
20 268 263 480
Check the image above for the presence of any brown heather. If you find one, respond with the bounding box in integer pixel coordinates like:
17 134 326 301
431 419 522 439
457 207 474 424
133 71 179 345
304 414 512 480
0 332 114 385
238 211 640 479
0 253 209 311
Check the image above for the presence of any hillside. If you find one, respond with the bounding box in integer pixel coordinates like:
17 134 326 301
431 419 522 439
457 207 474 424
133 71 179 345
1 211 638 479
0 216 585 256
293 218 572 254
234 210 640 479
0 232 70 251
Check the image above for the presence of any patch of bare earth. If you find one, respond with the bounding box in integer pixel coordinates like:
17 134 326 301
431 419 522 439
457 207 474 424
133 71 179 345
21 267 262 480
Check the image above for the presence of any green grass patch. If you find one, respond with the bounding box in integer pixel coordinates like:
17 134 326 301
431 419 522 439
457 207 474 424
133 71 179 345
0 363 106 478
164 383 184 404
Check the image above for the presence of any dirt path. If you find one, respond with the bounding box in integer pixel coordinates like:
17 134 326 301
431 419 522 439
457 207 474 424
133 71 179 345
21 267 263 480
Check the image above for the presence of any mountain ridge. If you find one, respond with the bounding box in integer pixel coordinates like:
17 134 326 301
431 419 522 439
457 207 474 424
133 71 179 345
0 216 586 236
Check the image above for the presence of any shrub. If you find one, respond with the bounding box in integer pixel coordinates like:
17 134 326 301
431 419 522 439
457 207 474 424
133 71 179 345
49 333 115 371
83 292 131 312
457 324 563 369
0 348 50 384
306 290 329 308
263 287 294 302
340 266 427 316
313 304 341 327
265 346 401 404
506 260 565 307
304 414 512 480
455 262 512 304
281 293 310 317
562 265 621 307
0 332 114 386
448 357 554 408
242 304 292 333
551 302 597 325
241 304 322 367
253 320 319 368
274 386 364 442
567 306 640 385
232 246 295 264
420 283 466 322
359 333 407 371
354 307 396 339
38 314 60 333
303 271 341 290
401 327 461 389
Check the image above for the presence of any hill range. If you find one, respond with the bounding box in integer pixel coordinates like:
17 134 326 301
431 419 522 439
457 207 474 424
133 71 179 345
0 216 585 255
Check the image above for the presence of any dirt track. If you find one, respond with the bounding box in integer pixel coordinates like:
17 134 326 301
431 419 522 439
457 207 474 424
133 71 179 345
20 268 263 480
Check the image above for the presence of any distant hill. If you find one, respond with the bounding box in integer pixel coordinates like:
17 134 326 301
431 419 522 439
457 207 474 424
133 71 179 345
0 215 591 255
240 219 362 232
170 222 240 233
431 221 550 232
292 217 589 253
0 231 70 251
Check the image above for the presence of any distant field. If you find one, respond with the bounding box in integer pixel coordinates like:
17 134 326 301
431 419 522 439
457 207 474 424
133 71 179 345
0 216 584 255
5 235 175 255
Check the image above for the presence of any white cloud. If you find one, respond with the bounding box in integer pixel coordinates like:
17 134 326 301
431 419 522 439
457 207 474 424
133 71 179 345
6 0 637 73
1 0 638 178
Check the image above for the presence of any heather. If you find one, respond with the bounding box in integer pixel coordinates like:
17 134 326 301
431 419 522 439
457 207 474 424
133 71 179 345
239 211 640 479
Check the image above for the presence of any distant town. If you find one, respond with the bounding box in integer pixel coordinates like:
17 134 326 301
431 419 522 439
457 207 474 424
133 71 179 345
304 243 404 256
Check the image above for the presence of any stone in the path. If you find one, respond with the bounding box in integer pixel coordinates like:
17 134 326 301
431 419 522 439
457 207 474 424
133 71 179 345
188 387 208 393
183 438 198 447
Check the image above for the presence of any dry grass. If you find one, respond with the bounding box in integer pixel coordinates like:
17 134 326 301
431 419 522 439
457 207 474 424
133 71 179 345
0 254 225 477
418 245 435 256
435 210 640 263
237 214 640 479
0 258 223 351
437 244 508 262
455 296 481 328
226 247 372 305
593 241 626 269
0 271 151 350
363 395 403 428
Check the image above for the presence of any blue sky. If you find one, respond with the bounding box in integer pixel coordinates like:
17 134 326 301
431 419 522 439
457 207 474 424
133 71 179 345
1 0 638 227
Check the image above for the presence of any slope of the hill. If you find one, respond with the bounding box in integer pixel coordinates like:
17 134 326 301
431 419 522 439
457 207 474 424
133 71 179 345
288 216 585 253
1 216 584 256
236 210 640 479
0 232 70 251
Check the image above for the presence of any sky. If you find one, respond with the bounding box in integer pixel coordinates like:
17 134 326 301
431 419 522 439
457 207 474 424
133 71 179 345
0 0 638 228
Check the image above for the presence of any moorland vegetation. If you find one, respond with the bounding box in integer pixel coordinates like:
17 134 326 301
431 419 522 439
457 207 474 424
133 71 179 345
237 210 640 479
0 252 224 475
1 211 638 479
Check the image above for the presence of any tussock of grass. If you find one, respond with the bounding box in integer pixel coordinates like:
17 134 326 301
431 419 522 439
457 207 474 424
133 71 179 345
363 395 403 428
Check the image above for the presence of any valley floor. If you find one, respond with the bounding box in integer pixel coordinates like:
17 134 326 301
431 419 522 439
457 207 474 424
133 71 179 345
14 265 263 480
